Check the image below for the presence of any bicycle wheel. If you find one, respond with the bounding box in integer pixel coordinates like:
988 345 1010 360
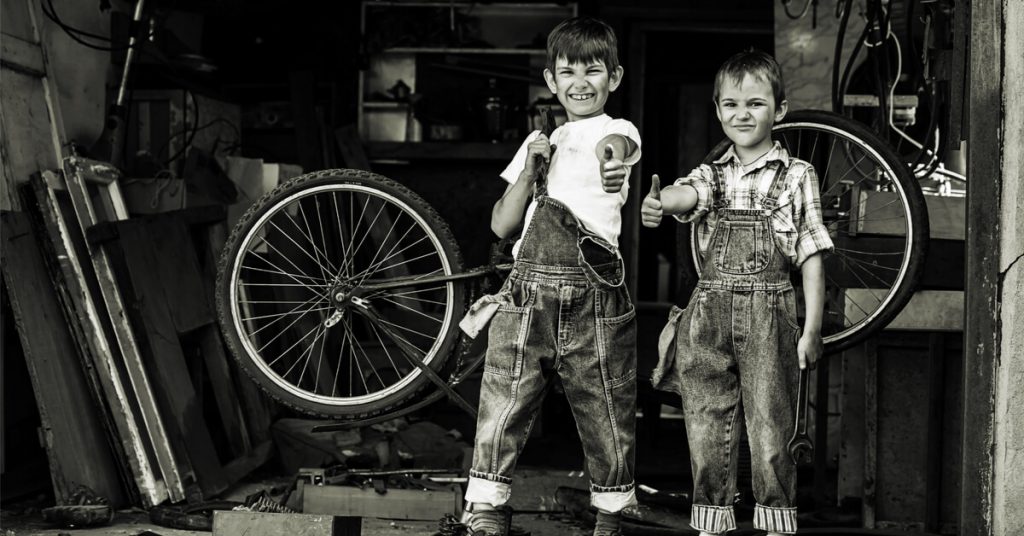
693 110 928 353
216 169 466 417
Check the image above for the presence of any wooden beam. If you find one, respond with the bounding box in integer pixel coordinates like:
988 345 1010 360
961 0 1002 533
60 157 188 503
29 173 167 506
1 211 126 506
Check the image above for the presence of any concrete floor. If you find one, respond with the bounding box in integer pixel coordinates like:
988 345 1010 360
0 468 593 536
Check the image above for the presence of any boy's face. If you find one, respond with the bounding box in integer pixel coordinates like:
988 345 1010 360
715 73 788 152
544 57 623 121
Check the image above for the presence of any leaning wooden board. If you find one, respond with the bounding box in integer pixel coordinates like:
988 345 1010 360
1 211 126 506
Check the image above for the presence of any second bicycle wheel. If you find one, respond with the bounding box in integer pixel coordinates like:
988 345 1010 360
217 169 466 417
695 110 928 353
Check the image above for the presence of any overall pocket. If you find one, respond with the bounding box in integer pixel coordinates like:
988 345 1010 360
597 304 637 387
715 220 770 275
483 282 535 378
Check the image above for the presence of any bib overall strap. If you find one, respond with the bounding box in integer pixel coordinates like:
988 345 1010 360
759 161 790 210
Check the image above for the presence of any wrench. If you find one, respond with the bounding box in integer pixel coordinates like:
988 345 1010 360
787 367 814 465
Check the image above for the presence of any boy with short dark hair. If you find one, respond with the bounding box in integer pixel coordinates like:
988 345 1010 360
643 49 833 536
460 16 642 536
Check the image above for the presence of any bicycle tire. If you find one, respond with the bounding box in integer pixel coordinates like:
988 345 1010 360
216 169 466 418
692 110 928 354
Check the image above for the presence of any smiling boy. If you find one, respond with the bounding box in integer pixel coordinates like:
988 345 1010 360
461 16 642 536
642 50 833 535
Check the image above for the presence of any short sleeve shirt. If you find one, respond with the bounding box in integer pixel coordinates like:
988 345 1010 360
674 141 834 268
500 114 641 257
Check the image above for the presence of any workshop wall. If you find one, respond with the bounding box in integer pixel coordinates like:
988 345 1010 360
993 2 1024 533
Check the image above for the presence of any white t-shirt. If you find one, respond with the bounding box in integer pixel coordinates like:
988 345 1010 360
500 114 642 257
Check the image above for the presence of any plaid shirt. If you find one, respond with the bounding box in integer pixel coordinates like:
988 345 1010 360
674 141 834 268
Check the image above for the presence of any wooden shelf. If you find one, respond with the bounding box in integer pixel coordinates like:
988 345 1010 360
381 47 545 55
365 141 519 161
363 100 409 109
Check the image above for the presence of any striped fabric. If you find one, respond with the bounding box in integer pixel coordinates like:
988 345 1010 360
673 141 834 268
689 504 737 534
753 503 798 534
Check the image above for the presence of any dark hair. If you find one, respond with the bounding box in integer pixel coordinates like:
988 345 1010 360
713 49 786 105
546 17 620 72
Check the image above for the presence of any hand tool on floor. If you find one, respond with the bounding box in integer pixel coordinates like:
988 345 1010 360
788 367 814 465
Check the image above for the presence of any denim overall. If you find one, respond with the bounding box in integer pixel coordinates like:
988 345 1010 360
671 162 801 534
465 195 638 513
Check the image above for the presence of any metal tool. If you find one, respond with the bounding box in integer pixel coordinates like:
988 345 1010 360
787 367 814 465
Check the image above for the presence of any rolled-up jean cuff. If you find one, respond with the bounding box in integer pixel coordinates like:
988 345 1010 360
465 474 512 507
690 504 737 534
753 504 797 534
590 483 637 513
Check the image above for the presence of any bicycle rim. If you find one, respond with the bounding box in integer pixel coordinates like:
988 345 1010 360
222 171 465 416
693 111 927 353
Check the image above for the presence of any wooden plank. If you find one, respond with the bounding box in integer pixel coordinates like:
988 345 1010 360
148 217 215 334
1 211 126 506
61 157 187 502
114 220 227 499
303 484 461 521
0 32 44 76
925 333 946 532
197 221 273 448
962 2 1003 533
197 222 276 445
213 511 361 536
0 0 68 211
199 325 252 456
29 173 167 506
363 141 519 162
863 337 878 529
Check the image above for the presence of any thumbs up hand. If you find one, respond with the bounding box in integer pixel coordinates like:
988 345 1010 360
641 174 664 228
599 143 627 193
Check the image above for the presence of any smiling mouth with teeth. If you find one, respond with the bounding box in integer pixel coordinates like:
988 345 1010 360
569 94 594 101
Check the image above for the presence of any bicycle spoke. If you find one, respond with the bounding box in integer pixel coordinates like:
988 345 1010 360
284 322 327 382
348 198 388 265
367 320 404 385
378 296 445 323
257 299 329 354
377 317 436 343
332 192 354 280
358 228 428 284
294 198 331 282
833 255 888 297
364 286 448 306
343 319 386 391
266 314 327 369
275 215 337 279
241 263 327 284
248 232 332 290
358 250 441 285
242 304 332 324
245 293 325 337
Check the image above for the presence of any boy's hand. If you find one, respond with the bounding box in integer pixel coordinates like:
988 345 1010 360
600 144 627 193
521 133 551 182
641 174 663 228
797 331 822 370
